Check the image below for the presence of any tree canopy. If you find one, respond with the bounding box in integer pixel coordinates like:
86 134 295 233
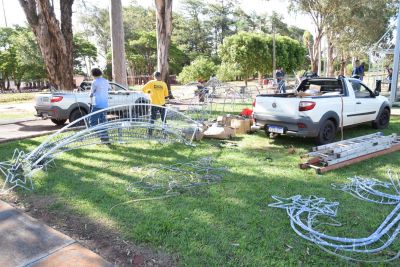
219 32 305 83
0 27 46 90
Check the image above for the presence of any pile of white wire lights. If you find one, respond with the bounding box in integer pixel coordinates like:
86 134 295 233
269 170 400 262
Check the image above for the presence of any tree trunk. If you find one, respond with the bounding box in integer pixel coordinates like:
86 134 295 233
16 81 21 92
155 0 173 98
339 52 347 76
19 0 75 90
311 32 322 74
258 71 263 87
326 32 335 77
110 0 128 87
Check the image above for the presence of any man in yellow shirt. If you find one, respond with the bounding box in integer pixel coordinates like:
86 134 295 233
142 71 169 135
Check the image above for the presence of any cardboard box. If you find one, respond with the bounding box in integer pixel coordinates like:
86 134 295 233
217 115 226 126
217 114 234 127
230 118 251 134
204 125 236 139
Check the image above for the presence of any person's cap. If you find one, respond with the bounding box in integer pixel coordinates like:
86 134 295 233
154 71 161 78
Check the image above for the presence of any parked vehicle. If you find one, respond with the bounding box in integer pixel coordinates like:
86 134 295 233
35 82 150 125
252 77 390 144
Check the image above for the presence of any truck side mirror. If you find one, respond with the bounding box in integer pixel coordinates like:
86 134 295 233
374 90 380 96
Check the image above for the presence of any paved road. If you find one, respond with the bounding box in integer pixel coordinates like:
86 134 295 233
0 119 63 143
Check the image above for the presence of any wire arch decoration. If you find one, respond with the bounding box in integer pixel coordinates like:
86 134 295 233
0 103 200 194
269 170 400 262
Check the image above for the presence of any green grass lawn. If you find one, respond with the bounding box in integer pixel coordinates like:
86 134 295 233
0 111 35 120
0 92 37 104
1 117 400 266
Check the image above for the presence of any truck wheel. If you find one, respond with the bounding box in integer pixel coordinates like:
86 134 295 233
50 119 67 126
316 120 336 145
69 109 87 125
372 108 390 129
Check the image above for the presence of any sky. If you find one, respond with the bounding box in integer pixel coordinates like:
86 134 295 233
0 0 314 33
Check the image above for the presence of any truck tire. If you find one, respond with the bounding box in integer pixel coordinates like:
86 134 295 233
372 108 390 129
51 119 67 126
69 108 88 125
316 120 336 145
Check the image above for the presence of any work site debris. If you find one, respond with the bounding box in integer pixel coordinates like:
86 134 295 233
300 133 400 173
204 124 236 140
204 114 252 140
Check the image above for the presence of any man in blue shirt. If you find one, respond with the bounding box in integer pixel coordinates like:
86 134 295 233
276 67 286 93
352 60 362 79
89 68 110 143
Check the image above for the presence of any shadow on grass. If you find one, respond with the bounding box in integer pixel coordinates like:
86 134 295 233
2 124 400 266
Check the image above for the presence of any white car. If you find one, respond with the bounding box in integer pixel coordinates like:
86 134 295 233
35 82 150 125
252 77 391 144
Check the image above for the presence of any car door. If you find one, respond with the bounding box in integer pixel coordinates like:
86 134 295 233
348 79 380 124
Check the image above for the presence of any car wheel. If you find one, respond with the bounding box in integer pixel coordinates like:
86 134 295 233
372 108 390 129
51 119 67 126
316 120 336 145
69 109 88 126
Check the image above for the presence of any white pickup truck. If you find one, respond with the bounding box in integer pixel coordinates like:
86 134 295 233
252 77 391 144
35 82 150 125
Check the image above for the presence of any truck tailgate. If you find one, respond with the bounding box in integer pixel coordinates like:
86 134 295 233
254 96 301 117
35 93 52 107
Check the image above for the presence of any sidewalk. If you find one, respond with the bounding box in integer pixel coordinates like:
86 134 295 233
0 200 113 267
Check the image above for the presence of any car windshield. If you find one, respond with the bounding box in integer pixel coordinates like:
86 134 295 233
109 83 127 92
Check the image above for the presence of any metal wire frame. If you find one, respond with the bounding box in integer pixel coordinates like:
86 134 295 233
0 104 200 194
127 157 225 195
269 170 400 262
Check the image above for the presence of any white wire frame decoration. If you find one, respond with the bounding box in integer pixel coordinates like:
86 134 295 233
269 170 400 262
174 82 259 122
0 104 200 194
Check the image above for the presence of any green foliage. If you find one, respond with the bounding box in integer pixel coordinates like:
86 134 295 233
77 1 309 77
78 5 110 56
219 32 270 81
177 57 217 84
73 34 97 75
218 32 305 80
275 35 306 73
126 31 187 75
0 27 46 89
173 0 213 60
216 62 240 82
206 0 238 46
123 5 156 42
